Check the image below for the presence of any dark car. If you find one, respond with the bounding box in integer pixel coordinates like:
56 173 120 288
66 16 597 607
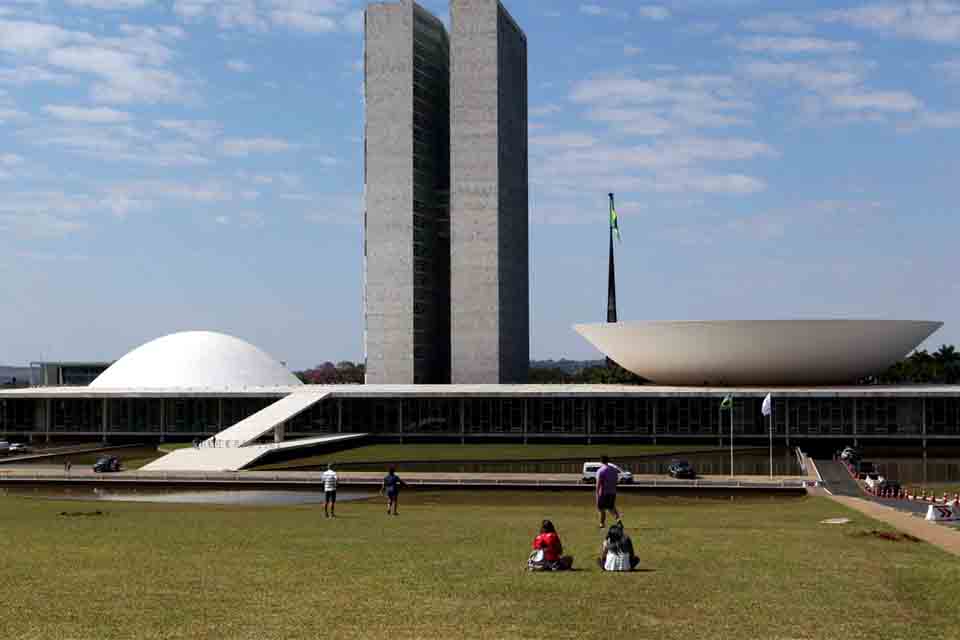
93 456 122 473
668 459 696 479
856 461 877 479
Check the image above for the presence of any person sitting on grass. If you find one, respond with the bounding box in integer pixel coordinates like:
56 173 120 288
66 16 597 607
598 520 639 572
528 519 574 571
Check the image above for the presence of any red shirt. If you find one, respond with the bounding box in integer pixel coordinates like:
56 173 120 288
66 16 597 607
532 532 563 562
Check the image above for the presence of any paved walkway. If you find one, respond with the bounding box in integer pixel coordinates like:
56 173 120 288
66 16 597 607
828 495 960 557
808 458 960 557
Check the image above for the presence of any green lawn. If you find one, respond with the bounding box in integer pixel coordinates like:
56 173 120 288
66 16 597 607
1 492 959 639
257 443 728 469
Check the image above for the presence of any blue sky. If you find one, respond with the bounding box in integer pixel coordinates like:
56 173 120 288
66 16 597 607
1 0 959 369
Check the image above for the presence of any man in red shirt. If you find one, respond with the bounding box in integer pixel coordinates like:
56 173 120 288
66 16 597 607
596 455 622 528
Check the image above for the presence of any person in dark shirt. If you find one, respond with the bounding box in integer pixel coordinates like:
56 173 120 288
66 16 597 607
380 466 407 516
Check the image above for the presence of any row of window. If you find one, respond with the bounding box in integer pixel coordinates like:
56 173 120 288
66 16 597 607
6 397 960 437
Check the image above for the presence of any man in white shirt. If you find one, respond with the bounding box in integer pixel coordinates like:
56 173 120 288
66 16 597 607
322 464 338 518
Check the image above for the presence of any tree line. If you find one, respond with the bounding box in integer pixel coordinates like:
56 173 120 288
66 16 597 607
294 345 960 386
864 345 960 385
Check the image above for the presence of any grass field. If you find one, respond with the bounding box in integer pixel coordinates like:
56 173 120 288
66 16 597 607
256 443 728 470
2 492 959 639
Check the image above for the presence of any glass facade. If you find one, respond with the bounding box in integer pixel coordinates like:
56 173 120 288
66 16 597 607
3 393 960 441
411 5 450 385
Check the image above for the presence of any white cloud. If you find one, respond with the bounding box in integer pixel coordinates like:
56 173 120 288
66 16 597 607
44 104 131 123
342 9 363 33
823 3 960 44
739 60 863 92
226 59 252 72
0 65 74 86
623 45 642 57
49 45 185 104
903 110 960 130
830 90 921 113
271 9 337 32
65 0 154 9
156 119 221 141
0 19 188 105
20 122 210 166
638 5 670 21
934 58 960 82
741 14 813 34
571 72 753 136
0 107 29 123
530 133 597 148
0 191 95 238
0 153 24 166
220 136 296 156
174 0 350 33
532 137 775 197
735 36 860 55
530 103 561 117
579 4 627 18
585 107 673 135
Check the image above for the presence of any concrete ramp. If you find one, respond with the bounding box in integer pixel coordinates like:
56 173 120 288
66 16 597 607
142 433 366 472
205 391 330 447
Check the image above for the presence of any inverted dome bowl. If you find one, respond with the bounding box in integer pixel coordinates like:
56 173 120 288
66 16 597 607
574 320 943 386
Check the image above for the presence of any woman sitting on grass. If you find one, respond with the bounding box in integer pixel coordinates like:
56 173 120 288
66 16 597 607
599 521 639 572
528 520 574 571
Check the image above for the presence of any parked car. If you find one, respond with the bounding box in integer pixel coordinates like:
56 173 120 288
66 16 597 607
8 443 30 454
840 446 861 462
667 459 697 479
93 456 122 473
856 461 877 479
581 462 634 484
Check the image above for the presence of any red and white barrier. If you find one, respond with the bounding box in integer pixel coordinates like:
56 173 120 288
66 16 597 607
926 503 960 522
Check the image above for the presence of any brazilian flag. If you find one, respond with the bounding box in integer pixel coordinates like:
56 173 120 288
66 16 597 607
609 198 621 242
720 395 733 410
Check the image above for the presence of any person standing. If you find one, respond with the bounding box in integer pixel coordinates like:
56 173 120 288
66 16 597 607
596 455 622 528
321 464 338 518
380 466 407 516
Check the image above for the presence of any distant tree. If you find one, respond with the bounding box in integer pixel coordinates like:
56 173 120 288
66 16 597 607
863 344 960 385
528 367 574 384
528 361 647 385
295 361 365 385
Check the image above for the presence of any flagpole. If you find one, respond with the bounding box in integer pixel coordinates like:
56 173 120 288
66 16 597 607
606 193 617 324
769 405 774 479
730 396 734 478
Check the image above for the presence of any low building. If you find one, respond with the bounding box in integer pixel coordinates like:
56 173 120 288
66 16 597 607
1 330 959 448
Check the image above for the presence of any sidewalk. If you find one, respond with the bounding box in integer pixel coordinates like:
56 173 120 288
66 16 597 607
828 494 960 557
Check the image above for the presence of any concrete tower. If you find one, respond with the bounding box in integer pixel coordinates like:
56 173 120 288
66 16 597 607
364 0 451 384
450 0 529 383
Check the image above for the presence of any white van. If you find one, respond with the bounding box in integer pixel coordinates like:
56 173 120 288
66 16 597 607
581 462 633 484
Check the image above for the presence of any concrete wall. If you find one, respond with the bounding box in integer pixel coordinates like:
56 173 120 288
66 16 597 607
450 0 528 384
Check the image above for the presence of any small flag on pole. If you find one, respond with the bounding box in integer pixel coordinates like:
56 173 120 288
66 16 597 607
720 395 733 410
761 393 772 417
609 196 621 242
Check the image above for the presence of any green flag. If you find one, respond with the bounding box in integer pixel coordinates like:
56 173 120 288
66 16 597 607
720 395 733 410
609 199 621 242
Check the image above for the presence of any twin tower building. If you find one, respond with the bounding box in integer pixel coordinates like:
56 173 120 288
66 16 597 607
364 0 529 385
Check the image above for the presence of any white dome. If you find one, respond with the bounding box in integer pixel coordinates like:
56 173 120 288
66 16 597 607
90 331 302 389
